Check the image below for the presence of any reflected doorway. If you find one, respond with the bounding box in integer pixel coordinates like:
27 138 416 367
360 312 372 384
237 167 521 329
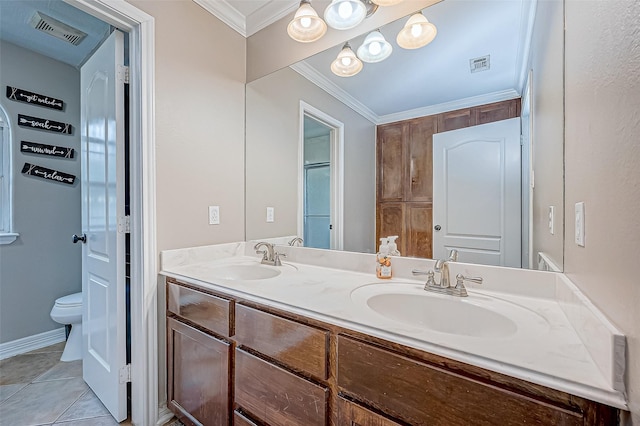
298 102 344 250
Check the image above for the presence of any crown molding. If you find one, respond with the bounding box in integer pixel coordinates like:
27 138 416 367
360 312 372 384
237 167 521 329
246 0 299 36
291 61 380 124
377 89 521 124
192 0 247 36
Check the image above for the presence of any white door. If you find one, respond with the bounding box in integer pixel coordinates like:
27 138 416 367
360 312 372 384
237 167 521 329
433 118 521 267
80 30 127 422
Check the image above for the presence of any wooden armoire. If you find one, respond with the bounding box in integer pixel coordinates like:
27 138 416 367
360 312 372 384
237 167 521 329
376 99 521 258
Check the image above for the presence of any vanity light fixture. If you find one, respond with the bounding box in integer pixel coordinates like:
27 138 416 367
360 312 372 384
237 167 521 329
324 0 367 30
396 12 437 49
287 0 327 43
331 42 363 77
357 30 393 63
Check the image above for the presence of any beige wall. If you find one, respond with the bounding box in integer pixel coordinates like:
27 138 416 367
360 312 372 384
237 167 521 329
564 1 640 424
528 0 564 267
245 67 376 253
128 0 247 254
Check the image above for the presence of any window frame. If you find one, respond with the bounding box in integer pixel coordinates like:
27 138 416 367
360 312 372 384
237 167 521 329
0 104 18 244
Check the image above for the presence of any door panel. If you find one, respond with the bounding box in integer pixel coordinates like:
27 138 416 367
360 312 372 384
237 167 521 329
80 30 127 421
376 203 405 254
406 203 433 259
377 124 404 202
433 118 521 267
406 118 435 202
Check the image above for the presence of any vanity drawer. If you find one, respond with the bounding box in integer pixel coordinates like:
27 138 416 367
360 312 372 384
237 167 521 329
337 396 402 426
235 304 329 379
235 348 328 426
233 410 259 426
167 280 233 337
337 335 583 426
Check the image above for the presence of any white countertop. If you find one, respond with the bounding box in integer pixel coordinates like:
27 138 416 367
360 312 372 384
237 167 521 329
160 242 628 410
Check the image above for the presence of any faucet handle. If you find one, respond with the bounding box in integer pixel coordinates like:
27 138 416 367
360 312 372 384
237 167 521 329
413 269 437 289
455 274 483 288
274 251 286 266
448 249 459 262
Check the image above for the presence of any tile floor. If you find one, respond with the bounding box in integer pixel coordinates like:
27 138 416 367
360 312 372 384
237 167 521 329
0 342 183 426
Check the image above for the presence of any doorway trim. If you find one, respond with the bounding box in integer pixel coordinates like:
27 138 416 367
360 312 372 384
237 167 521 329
63 1 158 425
298 101 344 250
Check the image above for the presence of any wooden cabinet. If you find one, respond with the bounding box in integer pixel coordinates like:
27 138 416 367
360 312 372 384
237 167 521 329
166 278 617 426
167 317 231 426
376 99 521 257
167 282 233 337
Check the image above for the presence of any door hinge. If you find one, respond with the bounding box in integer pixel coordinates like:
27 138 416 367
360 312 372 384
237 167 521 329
119 364 131 383
118 216 131 234
118 65 129 84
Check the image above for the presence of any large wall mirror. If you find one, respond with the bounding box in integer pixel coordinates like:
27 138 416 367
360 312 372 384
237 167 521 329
246 0 564 271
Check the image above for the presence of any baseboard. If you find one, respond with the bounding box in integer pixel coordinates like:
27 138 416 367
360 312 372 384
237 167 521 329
0 327 66 360
156 404 174 425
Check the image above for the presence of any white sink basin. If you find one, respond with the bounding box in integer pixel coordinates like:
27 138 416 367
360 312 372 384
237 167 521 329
351 282 549 338
208 264 282 280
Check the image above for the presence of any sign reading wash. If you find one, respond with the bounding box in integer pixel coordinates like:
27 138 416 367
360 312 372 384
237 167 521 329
20 141 74 159
6 86 64 110
18 114 72 134
22 163 76 185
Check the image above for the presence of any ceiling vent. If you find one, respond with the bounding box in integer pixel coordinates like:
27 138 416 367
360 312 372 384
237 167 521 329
470 55 490 73
29 12 87 46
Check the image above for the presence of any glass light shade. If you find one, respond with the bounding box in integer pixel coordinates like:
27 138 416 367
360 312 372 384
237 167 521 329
371 0 403 6
357 30 392 63
331 43 363 77
287 1 327 42
324 0 366 30
396 13 437 49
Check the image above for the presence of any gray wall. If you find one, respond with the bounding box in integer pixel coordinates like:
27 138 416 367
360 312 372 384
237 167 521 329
0 41 81 343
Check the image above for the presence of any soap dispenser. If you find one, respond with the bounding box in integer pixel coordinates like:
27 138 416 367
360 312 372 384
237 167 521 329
387 235 400 256
376 237 392 279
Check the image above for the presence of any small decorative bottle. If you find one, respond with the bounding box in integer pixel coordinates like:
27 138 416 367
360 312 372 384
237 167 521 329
376 238 392 279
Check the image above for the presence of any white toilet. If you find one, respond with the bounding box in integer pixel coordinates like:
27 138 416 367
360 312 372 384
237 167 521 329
50 292 83 362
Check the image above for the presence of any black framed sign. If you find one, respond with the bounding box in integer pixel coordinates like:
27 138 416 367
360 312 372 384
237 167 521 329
18 114 72 134
20 141 74 158
22 163 76 185
6 86 64 110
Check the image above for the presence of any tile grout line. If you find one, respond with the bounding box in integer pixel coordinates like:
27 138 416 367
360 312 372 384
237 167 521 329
51 387 91 425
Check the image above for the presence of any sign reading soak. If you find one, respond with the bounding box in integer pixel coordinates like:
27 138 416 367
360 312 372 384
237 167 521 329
6 86 64 110
21 141 74 159
18 114 72 134
22 163 76 185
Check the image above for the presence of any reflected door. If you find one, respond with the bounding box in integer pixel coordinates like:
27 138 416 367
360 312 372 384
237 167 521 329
304 164 330 249
433 118 521 267
80 30 127 421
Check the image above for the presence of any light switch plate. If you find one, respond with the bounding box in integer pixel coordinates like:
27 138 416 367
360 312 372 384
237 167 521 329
575 202 585 246
548 206 555 235
266 207 274 223
209 205 220 225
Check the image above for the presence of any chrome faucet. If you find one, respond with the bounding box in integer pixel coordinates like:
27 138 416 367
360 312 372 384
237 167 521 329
254 242 284 266
412 249 481 297
288 237 304 247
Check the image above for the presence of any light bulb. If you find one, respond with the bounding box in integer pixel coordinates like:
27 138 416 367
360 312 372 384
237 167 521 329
338 1 353 19
300 16 311 28
341 57 352 66
411 23 423 37
368 41 381 55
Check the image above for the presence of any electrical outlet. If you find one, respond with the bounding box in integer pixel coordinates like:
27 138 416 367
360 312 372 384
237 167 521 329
548 206 555 235
575 202 585 246
266 207 274 223
208 205 220 225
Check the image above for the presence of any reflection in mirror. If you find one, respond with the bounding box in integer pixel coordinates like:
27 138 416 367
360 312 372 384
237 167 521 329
246 0 564 271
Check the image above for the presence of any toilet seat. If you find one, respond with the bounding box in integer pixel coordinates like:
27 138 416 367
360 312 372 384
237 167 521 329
54 292 82 308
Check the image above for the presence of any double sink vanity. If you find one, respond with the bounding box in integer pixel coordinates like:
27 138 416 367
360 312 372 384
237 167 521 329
160 241 627 425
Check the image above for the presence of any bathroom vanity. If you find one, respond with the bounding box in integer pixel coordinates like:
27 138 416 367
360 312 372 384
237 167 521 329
160 243 627 426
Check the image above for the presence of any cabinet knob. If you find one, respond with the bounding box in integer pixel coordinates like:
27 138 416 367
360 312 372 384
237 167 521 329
434 225 441 231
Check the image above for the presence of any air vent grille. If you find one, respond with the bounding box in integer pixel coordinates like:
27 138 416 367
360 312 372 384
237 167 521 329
29 12 87 46
470 55 490 73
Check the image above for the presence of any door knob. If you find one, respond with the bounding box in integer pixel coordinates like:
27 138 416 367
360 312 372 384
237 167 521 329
72 234 86 244
434 225 441 231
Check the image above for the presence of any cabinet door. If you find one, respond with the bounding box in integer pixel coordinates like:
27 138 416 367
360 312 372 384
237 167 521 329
376 202 406 254
338 397 401 426
167 318 230 426
437 108 474 132
377 123 405 202
405 117 435 202
405 203 432 259
474 99 520 125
